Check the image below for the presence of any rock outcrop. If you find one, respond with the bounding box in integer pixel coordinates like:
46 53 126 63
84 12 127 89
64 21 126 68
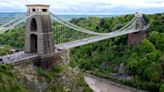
10 50 92 92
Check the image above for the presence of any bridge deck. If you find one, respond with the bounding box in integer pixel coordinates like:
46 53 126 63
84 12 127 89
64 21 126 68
0 49 62 64
0 51 38 64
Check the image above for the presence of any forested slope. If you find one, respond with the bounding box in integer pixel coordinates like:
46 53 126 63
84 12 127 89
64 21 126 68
69 13 164 92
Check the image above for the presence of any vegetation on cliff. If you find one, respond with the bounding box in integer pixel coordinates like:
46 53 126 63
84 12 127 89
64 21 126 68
0 45 11 55
0 62 91 92
0 64 27 92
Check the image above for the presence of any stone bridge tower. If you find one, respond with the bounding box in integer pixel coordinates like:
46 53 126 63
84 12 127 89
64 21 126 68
128 13 147 45
24 4 54 57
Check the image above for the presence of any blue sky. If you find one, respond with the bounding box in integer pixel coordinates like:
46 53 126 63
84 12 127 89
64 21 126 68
0 0 164 14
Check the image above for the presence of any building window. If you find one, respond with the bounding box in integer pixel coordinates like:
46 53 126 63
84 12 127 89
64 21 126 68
42 9 47 12
32 9 36 12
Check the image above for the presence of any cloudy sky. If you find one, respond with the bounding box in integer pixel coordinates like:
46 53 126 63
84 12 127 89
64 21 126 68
0 0 164 14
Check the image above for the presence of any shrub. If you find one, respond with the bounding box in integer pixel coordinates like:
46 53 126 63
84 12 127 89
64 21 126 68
52 64 61 74
160 84 164 92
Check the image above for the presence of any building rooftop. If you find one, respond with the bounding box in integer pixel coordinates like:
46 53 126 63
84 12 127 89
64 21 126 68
26 4 50 7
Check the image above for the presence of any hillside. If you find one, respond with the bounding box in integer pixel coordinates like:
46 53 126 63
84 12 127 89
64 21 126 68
0 13 163 92
69 13 164 92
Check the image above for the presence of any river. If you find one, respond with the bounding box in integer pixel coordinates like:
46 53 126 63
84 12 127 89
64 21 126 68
84 74 146 92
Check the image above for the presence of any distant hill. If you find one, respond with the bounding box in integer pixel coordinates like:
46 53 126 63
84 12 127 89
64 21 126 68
0 13 23 24
0 12 121 25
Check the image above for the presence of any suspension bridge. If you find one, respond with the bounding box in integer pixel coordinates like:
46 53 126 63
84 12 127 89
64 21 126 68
0 4 148 65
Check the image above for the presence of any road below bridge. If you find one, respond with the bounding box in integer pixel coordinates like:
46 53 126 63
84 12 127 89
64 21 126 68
84 73 146 92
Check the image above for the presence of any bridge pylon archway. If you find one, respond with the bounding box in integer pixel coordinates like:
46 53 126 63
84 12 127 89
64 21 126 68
24 4 54 57
30 34 37 53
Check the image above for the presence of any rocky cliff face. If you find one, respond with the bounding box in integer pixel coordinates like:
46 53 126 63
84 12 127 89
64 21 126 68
1 50 92 92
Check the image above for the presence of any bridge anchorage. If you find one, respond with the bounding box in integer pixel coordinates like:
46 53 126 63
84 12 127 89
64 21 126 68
0 4 149 67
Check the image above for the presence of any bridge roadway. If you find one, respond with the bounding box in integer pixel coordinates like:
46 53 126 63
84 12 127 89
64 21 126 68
0 48 64 64
0 51 38 64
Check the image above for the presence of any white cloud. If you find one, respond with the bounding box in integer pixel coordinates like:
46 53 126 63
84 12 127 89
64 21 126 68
0 0 164 14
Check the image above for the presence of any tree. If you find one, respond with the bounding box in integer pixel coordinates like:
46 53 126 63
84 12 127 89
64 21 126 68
160 84 164 92
140 39 156 53
143 62 162 82
149 31 164 52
